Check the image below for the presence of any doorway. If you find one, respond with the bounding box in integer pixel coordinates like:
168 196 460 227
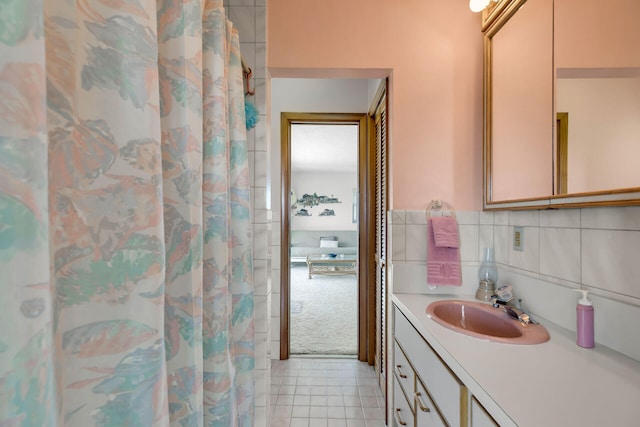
288 122 360 355
280 113 369 360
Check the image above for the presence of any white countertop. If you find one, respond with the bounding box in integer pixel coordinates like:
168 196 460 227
392 293 640 427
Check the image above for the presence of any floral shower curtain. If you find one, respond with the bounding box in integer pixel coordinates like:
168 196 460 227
0 0 254 425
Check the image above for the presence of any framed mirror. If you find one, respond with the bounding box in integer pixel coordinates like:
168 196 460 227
483 0 640 209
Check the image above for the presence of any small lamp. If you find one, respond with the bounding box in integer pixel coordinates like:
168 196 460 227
475 247 498 301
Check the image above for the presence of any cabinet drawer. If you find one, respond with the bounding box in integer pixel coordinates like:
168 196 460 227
393 375 414 427
394 306 468 427
416 378 446 427
394 340 416 412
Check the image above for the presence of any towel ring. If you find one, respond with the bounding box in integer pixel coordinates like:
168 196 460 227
426 199 457 220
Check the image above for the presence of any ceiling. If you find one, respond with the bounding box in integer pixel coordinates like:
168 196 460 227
291 124 358 173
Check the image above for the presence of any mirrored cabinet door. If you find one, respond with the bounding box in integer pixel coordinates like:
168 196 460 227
483 0 640 209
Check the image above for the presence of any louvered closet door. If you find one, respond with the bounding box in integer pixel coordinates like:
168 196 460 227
374 94 388 397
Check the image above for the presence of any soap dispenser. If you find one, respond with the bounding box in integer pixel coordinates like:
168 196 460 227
573 289 594 348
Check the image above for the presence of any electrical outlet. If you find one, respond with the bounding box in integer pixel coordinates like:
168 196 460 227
513 226 524 251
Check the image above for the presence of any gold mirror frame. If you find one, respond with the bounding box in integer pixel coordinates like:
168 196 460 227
482 0 640 210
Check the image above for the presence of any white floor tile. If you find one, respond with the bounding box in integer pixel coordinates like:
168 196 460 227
269 358 384 427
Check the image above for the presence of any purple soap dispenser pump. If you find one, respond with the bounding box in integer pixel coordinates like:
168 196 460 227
573 289 594 348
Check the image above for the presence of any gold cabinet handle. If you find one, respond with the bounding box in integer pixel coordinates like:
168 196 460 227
415 391 431 413
395 364 407 379
394 408 408 426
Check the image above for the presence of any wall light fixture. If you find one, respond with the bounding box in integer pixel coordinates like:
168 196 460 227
469 0 497 12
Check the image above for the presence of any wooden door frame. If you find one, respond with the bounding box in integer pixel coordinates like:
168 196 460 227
280 112 372 361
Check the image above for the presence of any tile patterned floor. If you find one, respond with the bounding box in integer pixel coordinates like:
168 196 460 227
269 358 387 427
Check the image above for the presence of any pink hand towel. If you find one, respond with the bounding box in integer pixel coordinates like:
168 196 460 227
427 218 462 287
430 216 459 248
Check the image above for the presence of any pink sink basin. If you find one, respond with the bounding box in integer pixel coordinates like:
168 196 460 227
426 300 550 345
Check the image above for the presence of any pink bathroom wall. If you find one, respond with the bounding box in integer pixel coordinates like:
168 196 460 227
267 0 484 210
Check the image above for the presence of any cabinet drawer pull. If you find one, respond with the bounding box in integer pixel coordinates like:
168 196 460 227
415 391 431 413
394 408 408 426
395 364 407 379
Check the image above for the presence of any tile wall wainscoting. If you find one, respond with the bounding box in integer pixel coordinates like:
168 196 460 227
224 0 271 425
389 207 640 362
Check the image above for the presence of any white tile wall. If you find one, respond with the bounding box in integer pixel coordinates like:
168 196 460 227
478 224 494 258
539 208 580 228
582 229 640 299
459 224 479 262
254 186 268 210
581 205 640 230
494 225 510 265
228 1 270 425
405 223 427 262
539 227 581 282
255 7 266 43
270 219 281 361
228 7 256 42
254 259 268 295
254 151 268 187
508 225 539 272
509 210 539 227
390 207 640 362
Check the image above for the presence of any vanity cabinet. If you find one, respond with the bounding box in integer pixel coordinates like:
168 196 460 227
415 375 446 427
393 294 640 425
393 305 499 427
393 340 445 427
394 306 467 426
393 377 414 427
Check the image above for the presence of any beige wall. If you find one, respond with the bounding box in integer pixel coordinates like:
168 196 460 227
267 0 484 210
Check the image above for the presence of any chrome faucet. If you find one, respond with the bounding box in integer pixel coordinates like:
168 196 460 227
491 297 538 325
